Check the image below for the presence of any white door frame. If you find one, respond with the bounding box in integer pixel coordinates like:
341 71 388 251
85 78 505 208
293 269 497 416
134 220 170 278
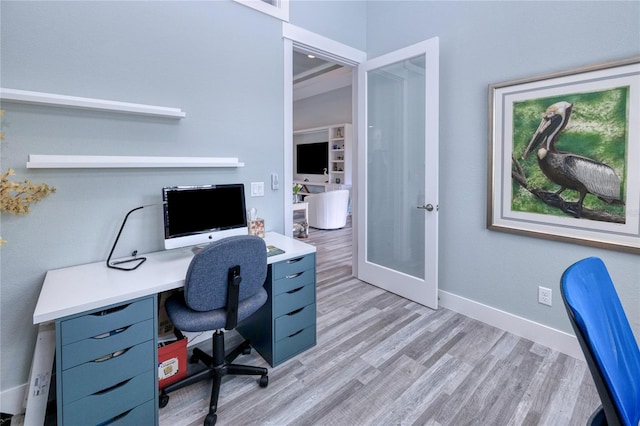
282 23 366 273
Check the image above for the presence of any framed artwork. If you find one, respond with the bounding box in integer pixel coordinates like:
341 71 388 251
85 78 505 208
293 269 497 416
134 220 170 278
487 57 640 254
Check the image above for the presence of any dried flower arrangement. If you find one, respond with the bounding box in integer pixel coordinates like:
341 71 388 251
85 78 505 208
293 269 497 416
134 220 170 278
0 110 56 245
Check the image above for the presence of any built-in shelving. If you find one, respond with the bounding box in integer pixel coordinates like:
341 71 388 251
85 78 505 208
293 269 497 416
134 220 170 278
293 123 351 189
0 88 186 118
26 155 244 169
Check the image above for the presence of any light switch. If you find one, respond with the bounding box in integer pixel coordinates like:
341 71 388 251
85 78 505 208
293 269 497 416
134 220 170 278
250 182 264 197
271 173 279 190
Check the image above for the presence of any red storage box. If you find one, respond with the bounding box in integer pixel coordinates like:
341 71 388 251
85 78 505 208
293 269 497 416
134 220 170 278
158 337 187 389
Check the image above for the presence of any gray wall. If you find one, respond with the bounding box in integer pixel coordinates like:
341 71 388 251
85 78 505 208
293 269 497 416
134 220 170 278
293 86 353 130
365 1 639 336
0 0 271 392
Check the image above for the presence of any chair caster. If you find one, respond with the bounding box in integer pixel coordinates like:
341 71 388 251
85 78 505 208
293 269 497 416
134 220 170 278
159 393 169 408
242 346 252 355
259 374 269 388
204 412 217 426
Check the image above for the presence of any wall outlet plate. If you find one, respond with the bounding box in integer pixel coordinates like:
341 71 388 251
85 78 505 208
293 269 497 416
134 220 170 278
538 286 552 306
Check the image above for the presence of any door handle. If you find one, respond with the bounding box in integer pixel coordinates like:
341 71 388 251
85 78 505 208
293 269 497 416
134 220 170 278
417 204 437 211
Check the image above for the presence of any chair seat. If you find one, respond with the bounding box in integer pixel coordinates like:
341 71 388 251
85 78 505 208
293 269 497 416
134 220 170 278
165 288 267 333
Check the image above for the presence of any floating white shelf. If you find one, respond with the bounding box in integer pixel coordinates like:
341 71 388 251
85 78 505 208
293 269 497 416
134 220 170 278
26 155 244 169
0 88 185 118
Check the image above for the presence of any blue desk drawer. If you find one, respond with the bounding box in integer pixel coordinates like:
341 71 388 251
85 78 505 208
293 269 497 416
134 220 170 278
272 254 315 280
60 298 154 345
273 268 315 296
274 304 315 341
61 319 154 370
274 324 316 365
63 370 154 426
273 283 315 317
62 340 154 404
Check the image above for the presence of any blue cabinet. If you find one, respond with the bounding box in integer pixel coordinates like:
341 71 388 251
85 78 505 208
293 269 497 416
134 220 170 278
55 296 158 425
238 253 316 366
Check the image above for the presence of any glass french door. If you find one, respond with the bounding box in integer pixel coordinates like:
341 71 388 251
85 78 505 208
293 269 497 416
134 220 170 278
356 38 439 309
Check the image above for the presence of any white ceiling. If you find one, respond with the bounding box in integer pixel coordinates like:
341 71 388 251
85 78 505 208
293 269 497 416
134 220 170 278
292 51 352 101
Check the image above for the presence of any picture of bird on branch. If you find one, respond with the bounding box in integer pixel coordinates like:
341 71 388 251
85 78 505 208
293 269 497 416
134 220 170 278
510 88 628 224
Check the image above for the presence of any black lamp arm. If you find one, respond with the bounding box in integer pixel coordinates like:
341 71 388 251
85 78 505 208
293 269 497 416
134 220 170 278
106 205 149 271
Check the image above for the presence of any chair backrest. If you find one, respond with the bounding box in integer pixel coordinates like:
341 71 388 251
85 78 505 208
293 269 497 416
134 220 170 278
306 190 350 229
184 235 267 312
561 257 640 426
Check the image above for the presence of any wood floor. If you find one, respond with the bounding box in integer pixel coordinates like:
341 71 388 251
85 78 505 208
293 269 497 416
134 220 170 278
159 219 601 426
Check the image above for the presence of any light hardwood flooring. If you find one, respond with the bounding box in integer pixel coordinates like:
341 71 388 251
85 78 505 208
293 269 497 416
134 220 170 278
159 218 601 426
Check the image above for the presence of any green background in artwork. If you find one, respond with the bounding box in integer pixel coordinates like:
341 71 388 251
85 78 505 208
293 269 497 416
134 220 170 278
511 87 628 218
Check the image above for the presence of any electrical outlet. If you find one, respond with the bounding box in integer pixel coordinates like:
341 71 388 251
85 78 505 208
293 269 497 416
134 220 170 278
538 286 552 306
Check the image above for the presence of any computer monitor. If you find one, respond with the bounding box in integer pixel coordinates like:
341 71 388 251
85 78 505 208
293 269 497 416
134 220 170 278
162 184 248 250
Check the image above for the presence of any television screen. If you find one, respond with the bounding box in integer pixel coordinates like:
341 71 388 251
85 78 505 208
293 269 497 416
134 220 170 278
296 142 328 175
162 184 248 249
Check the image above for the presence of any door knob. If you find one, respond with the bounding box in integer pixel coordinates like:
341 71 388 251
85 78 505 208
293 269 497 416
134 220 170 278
417 204 436 211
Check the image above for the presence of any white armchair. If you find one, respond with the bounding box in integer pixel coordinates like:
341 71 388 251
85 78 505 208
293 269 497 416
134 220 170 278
305 190 350 230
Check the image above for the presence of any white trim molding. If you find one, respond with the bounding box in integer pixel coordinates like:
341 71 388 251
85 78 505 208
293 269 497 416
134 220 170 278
438 290 584 360
234 0 289 21
0 88 185 118
26 155 244 169
282 23 367 67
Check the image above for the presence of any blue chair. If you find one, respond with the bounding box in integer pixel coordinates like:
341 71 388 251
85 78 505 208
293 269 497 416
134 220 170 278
561 257 640 426
159 235 269 426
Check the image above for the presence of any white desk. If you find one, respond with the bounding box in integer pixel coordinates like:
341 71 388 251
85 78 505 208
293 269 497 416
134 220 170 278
33 232 315 324
31 232 316 426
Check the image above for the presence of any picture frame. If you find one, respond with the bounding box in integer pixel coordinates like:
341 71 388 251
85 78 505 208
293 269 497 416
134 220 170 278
487 57 640 254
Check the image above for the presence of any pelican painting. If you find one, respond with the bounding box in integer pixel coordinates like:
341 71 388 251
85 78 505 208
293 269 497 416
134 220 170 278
520 101 623 218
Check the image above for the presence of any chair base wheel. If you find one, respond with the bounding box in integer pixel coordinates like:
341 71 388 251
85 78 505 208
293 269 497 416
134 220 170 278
242 346 251 355
259 374 268 388
204 412 217 426
159 393 169 408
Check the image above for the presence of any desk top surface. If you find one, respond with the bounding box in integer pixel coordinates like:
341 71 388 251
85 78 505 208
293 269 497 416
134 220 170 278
33 232 316 324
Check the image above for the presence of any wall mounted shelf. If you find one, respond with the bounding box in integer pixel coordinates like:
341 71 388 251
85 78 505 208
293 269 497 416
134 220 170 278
27 155 244 169
0 88 186 118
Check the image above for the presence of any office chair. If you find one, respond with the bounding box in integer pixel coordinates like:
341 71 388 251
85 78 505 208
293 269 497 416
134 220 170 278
560 257 640 426
159 235 269 426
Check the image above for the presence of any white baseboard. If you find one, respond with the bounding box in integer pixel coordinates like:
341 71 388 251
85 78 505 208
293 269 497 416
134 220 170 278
0 383 26 415
438 290 584 360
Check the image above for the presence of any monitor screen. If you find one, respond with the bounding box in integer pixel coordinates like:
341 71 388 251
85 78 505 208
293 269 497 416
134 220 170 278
296 141 328 175
162 184 248 249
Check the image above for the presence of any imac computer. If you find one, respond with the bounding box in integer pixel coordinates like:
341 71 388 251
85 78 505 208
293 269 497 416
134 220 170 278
162 184 248 250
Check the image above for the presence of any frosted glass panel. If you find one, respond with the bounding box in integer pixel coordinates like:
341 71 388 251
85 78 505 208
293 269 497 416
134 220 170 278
367 55 426 279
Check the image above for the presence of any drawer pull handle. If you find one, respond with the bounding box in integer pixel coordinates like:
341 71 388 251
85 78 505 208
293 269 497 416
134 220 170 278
286 257 304 264
287 307 304 316
93 347 128 363
285 272 303 279
288 329 304 338
93 326 128 339
101 408 133 425
94 377 131 395
287 286 304 294
91 304 129 317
